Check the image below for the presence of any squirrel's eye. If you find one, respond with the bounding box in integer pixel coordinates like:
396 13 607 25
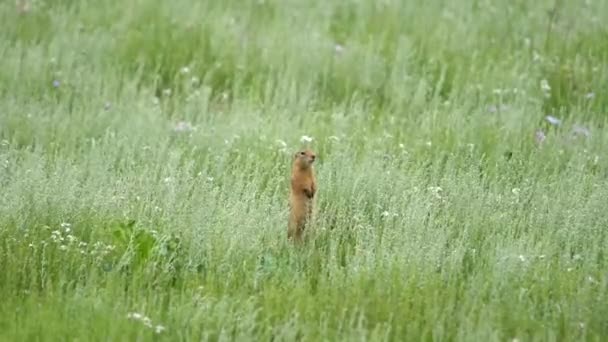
300 151 306 155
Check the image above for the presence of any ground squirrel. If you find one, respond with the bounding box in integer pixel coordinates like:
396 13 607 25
287 149 317 243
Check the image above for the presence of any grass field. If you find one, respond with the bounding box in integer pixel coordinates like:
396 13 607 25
1 0 607 340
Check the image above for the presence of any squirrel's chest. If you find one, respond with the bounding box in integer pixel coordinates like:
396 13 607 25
291 177 315 196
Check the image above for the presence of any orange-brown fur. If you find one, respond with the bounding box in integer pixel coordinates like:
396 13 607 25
288 149 317 243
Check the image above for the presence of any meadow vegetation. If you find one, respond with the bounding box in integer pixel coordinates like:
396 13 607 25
1 0 607 340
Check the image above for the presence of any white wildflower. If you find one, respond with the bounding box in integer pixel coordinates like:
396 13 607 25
428 186 443 199
300 135 313 143
154 325 166 334
545 115 561 126
142 317 152 327
127 312 143 320
180 66 190 75
540 79 551 92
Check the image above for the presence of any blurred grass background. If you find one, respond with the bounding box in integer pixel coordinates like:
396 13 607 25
0 0 607 340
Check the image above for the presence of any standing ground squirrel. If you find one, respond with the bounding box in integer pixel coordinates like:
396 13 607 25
288 149 316 243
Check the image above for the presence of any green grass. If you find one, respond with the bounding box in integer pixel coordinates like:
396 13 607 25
1 0 607 340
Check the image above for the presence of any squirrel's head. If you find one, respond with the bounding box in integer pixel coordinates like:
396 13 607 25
293 149 316 168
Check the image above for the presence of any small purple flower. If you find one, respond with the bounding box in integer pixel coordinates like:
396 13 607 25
487 104 509 113
572 125 591 138
535 130 546 145
52 80 60 88
173 121 194 133
545 115 561 126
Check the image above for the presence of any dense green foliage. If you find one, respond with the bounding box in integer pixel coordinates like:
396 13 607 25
1 0 607 340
